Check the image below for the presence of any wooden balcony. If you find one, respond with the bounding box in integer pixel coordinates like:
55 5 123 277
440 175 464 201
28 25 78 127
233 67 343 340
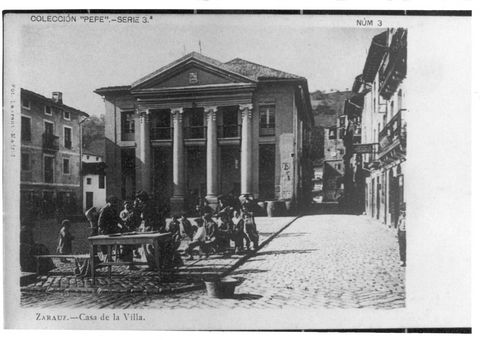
42 133 59 152
378 109 406 160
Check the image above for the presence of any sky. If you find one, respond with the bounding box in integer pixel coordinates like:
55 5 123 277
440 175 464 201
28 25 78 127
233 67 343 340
14 14 383 116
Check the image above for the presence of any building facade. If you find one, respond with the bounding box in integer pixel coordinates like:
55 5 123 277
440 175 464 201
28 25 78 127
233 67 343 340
310 90 350 202
20 89 89 218
322 117 347 202
95 52 313 214
82 151 107 211
343 28 407 225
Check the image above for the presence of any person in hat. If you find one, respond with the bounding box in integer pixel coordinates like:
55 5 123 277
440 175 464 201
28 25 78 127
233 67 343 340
397 203 407 267
135 191 164 232
98 196 122 235
216 210 233 252
180 212 196 240
166 214 182 247
203 212 218 252
98 196 123 258
243 208 259 251
231 209 247 254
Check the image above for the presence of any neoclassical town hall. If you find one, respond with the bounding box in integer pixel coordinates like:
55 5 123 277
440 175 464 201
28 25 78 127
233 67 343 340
95 52 313 214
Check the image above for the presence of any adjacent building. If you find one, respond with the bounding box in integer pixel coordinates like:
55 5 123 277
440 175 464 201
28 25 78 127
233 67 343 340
20 88 89 218
343 28 407 225
82 151 107 211
310 90 350 202
95 52 313 214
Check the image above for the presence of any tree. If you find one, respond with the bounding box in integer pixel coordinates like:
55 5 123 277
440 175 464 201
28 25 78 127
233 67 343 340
82 114 105 150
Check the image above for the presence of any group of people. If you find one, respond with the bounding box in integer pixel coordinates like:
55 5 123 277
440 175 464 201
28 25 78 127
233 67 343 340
83 191 181 270
182 195 259 260
77 191 260 269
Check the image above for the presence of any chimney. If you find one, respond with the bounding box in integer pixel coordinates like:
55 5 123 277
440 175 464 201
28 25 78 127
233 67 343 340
52 92 63 104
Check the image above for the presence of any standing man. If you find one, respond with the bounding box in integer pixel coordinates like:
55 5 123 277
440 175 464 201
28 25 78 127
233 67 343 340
97 196 123 258
98 196 122 235
397 203 406 267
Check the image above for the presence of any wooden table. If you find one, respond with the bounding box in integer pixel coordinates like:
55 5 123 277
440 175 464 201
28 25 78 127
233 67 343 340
88 232 171 279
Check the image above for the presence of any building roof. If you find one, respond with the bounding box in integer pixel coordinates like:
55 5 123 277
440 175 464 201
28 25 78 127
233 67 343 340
21 88 90 117
82 161 107 175
83 138 105 158
96 52 304 94
224 58 303 81
362 30 389 83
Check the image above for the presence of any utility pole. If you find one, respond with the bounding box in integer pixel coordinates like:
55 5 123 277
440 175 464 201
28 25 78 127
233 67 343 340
79 116 89 213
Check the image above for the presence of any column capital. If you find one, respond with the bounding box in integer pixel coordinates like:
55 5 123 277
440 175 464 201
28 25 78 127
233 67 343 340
171 107 184 122
139 108 151 118
205 106 218 121
204 106 218 113
239 103 253 119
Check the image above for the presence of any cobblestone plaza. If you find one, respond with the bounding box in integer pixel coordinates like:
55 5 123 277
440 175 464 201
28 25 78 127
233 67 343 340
22 213 405 309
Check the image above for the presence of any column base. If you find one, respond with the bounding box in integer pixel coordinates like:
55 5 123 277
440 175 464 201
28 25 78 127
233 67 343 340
170 196 185 216
205 195 219 211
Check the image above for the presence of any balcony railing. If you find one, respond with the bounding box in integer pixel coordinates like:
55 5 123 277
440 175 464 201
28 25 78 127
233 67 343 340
151 127 172 140
42 133 59 152
260 124 275 136
218 124 241 138
378 109 405 158
184 126 206 139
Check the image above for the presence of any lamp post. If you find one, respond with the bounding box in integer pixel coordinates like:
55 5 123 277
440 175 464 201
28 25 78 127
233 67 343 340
79 116 89 213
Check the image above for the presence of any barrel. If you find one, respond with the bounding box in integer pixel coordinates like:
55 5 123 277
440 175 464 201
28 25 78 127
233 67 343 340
284 199 295 215
266 201 276 217
204 277 239 298
257 201 267 216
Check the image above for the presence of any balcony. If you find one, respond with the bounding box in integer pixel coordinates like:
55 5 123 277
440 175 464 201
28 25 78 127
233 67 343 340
218 124 241 138
42 133 59 152
378 109 406 160
184 126 206 139
260 124 275 137
151 127 172 140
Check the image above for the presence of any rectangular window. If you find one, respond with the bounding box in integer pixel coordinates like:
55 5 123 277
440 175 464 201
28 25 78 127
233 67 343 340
44 155 54 183
86 178 92 185
99 175 105 189
63 158 70 174
64 111 71 120
45 105 52 115
259 105 275 136
121 111 135 141
328 128 337 140
21 97 30 109
21 153 31 171
64 126 72 149
21 116 32 142
44 121 54 135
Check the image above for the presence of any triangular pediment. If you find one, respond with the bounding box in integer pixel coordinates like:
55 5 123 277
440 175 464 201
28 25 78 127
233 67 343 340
131 52 255 90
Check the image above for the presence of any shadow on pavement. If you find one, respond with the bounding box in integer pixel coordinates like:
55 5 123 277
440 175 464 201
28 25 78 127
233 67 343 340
229 293 263 300
256 249 317 256
231 268 269 275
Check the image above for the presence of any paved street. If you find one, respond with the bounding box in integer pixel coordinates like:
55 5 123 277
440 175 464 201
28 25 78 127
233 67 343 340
22 213 405 309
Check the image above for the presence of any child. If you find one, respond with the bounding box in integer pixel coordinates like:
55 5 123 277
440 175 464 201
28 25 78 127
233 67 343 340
56 219 74 262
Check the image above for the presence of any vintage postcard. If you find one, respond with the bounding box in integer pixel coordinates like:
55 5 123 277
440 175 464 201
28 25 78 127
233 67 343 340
3 8 472 331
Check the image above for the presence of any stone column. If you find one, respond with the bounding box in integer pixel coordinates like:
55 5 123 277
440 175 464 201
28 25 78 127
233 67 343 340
170 107 185 214
204 106 219 209
139 109 151 192
240 104 253 196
